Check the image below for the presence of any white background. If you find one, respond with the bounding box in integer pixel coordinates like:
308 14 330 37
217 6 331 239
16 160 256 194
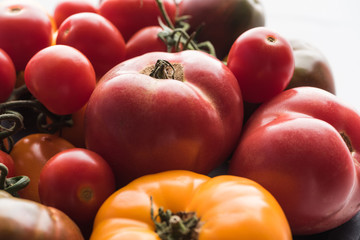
30 0 360 111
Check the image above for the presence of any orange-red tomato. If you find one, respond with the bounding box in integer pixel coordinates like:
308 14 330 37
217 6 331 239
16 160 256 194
91 170 292 240
10 133 74 202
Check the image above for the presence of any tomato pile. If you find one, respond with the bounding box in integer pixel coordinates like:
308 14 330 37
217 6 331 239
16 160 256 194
0 0 357 239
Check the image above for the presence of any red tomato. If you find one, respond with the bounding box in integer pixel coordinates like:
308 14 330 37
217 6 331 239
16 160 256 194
53 0 98 28
227 27 295 103
125 26 168 60
0 49 16 103
229 87 360 235
10 133 75 202
0 150 15 178
0 0 55 72
99 0 177 41
85 50 243 187
178 0 265 60
56 12 126 79
24 45 96 115
38 148 116 235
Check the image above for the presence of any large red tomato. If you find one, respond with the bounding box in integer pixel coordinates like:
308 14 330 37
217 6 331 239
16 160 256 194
99 0 177 41
24 44 96 115
0 0 55 72
56 12 126 79
0 48 16 103
85 50 243 187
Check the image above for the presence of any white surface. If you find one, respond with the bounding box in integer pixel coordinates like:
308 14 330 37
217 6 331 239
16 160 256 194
30 0 360 111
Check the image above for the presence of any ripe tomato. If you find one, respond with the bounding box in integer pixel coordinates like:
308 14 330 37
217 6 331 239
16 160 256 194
178 0 265 60
38 148 116 235
53 0 98 28
227 27 295 103
0 48 16 103
10 133 75 202
0 150 15 178
0 190 84 240
56 12 126 79
0 0 55 72
85 50 243 187
24 44 96 115
99 0 177 41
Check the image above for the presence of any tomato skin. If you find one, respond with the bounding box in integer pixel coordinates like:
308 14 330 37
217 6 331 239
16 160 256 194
85 50 243 187
125 26 168 60
38 148 116 233
99 0 177 41
0 0 55 72
227 27 295 103
24 44 96 115
10 133 75 202
0 190 84 240
178 0 265 60
56 12 126 79
229 87 360 234
0 150 15 177
53 0 98 28
90 170 291 240
0 49 16 103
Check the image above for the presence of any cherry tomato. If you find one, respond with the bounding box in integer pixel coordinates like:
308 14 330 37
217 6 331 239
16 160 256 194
0 49 16 103
0 0 55 72
99 0 177 41
0 150 15 178
53 0 98 28
38 148 116 235
24 44 96 115
56 12 126 79
227 27 295 103
10 133 75 202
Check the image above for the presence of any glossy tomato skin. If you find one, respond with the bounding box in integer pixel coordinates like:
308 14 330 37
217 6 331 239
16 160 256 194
229 87 360 235
53 0 98 28
0 0 55 72
90 170 291 240
0 191 84 240
85 50 243 187
24 45 96 115
227 27 294 103
0 49 16 103
0 150 15 177
99 0 176 41
125 26 168 60
38 148 116 235
10 133 75 202
178 0 265 60
56 12 126 79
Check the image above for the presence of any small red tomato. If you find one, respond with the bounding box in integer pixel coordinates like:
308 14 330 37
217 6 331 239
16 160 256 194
0 0 55 72
53 0 98 28
0 49 16 103
56 12 126 79
38 148 116 234
227 27 295 103
0 150 15 178
24 44 96 115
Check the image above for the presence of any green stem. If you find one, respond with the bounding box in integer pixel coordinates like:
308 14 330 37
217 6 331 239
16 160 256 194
0 163 30 197
155 0 175 29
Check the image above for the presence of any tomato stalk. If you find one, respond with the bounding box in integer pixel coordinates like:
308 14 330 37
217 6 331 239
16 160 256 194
155 0 216 57
151 197 200 240
0 163 29 197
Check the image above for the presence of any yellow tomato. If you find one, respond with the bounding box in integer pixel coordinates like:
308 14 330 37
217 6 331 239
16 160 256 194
91 170 291 240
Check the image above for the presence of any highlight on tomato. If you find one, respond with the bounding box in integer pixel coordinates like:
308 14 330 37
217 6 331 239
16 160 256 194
90 170 292 240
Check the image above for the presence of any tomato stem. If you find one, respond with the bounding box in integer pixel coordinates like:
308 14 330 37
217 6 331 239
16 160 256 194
150 59 176 79
0 163 30 197
150 196 200 240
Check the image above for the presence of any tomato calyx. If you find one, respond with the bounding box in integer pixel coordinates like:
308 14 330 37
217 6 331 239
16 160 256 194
141 59 184 81
151 197 201 240
0 163 29 197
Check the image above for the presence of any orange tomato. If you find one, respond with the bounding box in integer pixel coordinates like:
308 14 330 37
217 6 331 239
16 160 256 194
90 170 292 240
10 133 74 202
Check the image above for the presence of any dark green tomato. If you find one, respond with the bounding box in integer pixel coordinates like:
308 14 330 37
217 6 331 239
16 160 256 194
286 39 336 94
178 0 265 60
